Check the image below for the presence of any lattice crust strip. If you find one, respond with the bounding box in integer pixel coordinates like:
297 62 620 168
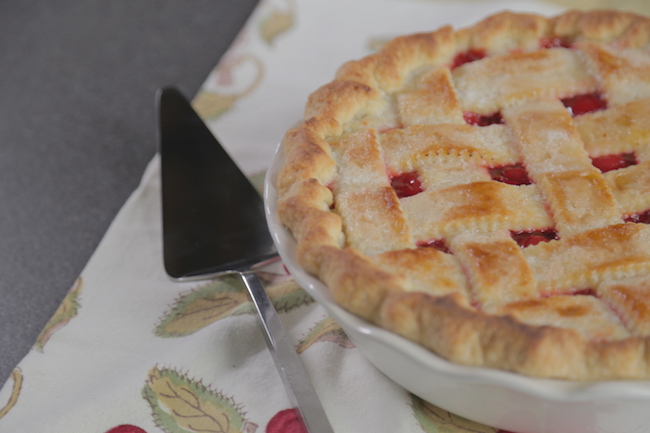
400 182 554 240
277 9 650 380
451 48 599 114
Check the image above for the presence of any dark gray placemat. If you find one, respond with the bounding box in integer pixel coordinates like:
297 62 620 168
0 0 259 385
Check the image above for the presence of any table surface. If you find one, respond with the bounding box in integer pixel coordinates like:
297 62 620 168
0 0 259 385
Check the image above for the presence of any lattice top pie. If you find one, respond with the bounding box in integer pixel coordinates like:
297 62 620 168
276 9 650 380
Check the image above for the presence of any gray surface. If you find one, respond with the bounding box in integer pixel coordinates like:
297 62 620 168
0 0 258 385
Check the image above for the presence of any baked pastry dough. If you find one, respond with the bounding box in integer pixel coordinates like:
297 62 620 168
276 9 650 380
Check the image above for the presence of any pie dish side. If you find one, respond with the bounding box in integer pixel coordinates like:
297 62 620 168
276 9 650 380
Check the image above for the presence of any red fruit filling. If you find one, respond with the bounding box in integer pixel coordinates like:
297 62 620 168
390 171 423 198
539 36 572 49
379 125 403 134
591 152 636 173
624 209 650 224
452 48 486 68
489 163 531 185
464 111 504 126
561 92 607 116
543 288 597 298
417 239 451 254
511 228 559 248
573 288 597 296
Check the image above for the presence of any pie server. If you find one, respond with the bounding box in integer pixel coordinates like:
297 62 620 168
157 87 334 433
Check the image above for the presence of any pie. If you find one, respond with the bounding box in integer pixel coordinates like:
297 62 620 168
275 9 650 380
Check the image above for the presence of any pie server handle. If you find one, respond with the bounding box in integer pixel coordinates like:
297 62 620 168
158 86 334 433
241 271 335 433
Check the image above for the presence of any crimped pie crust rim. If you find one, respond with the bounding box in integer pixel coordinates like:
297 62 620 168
276 9 650 380
267 146 650 398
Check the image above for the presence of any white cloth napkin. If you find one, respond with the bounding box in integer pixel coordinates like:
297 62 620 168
0 1 567 432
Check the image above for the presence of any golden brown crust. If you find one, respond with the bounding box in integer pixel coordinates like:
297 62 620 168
372 27 457 93
312 245 408 321
278 127 336 195
454 11 550 54
276 9 650 380
305 80 383 126
552 10 644 43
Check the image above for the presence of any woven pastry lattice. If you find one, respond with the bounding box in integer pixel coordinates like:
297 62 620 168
278 10 650 379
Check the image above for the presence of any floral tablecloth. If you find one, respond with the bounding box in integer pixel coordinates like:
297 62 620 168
2 1 649 432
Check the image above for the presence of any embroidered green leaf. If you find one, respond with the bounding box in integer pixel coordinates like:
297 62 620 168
297 317 354 354
412 395 497 433
266 279 313 313
143 366 258 433
155 276 313 338
34 277 83 352
155 274 253 338
0 368 23 419
259 0 295 45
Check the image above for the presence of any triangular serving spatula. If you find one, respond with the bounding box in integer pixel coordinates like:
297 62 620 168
158 87 334 433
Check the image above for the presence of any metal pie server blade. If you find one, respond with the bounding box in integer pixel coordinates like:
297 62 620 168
158 87 334 433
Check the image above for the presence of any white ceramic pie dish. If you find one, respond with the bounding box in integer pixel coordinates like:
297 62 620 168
264 143 650 433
